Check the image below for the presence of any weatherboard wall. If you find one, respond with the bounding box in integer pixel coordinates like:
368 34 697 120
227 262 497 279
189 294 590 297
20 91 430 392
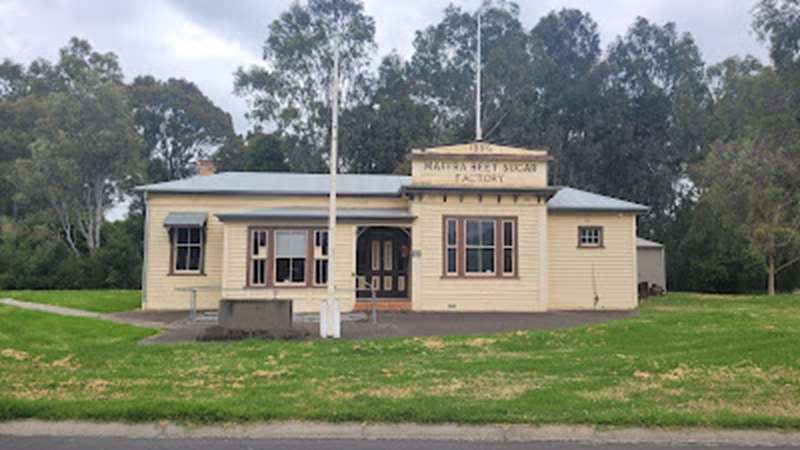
143 193 406 310
547 212 638 310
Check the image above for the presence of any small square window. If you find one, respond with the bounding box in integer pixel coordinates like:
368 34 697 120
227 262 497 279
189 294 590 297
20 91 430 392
579 226 603 248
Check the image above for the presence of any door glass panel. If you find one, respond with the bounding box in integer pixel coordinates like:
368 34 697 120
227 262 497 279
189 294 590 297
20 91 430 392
371 241 380 270
383 241 393 270
383 275 392 291
397 276 405 292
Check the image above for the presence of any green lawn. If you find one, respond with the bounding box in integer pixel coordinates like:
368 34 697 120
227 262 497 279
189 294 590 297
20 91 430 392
0 290 140 313
0 292 799 428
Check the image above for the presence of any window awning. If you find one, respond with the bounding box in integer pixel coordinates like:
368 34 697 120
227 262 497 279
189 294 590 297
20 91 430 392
163 212 208 227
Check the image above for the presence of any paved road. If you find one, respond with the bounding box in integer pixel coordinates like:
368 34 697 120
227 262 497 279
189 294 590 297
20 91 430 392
2 437 799 450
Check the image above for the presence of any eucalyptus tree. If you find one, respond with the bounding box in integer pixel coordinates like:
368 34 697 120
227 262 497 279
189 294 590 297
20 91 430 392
130 76 236 182
590 18 712 237
341 53 435 174
234 0 376 172
408 0 535 143
15 83 144 256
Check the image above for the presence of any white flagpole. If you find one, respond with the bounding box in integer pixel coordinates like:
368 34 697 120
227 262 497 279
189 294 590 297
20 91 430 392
475 8 482 141
323 38 341 339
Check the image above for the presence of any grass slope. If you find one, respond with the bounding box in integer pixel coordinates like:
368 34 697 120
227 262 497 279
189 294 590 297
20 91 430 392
0 292 798 427
0 290 140 313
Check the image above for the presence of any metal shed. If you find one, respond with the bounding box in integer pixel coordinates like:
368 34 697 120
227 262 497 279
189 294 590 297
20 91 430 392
637 237 666 292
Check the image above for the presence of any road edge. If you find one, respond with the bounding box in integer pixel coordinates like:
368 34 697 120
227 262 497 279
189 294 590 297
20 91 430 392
1 420 799 446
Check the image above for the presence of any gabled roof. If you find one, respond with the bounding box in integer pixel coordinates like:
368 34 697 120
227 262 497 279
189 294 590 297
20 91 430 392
136 173 648 213
548 187 649 213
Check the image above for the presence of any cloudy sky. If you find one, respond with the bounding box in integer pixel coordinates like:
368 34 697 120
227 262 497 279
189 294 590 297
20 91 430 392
1 0 768 133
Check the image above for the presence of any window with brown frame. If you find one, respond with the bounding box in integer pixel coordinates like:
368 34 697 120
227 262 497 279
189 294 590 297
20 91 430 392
443 216 517 278
171 226 204 274
274 230 308 285
313 229 329 286
578 226 603 248
250 229 268 286
502 220 515 274
445 218 458 275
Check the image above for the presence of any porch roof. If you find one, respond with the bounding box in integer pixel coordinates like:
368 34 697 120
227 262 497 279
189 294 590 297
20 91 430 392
215 207 415 222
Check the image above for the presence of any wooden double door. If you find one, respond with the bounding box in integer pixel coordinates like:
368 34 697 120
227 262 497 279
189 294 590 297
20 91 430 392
356 227 410 299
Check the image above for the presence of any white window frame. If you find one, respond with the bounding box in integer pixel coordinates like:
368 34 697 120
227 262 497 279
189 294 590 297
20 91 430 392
464 219 496 275
172 226 203 274
579 226 603 248
274 230 308 285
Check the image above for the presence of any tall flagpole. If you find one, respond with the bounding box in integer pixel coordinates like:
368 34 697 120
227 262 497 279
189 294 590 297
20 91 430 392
323 37 340 338
475 8 482 141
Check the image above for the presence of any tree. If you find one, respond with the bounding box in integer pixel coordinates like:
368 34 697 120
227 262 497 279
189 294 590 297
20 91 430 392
341 53 435 173
527 8 602 186
754 0 800 74
15 84 144 256
591 18 712 238
130 76 236 182
409 1 534 143
695 67 800 295
234 0 376 172
0 37 125 220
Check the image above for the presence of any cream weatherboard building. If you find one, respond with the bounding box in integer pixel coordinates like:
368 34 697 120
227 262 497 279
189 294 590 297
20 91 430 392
136 142 648 313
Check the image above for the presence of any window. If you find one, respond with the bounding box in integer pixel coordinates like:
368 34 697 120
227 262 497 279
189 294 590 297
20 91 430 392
579 226 603 248
275 230 307 284
445 218 458 274
502 220 515 275
443 217 517 277
172 227 203 273
250 229 268 286
313 230 328 286
465 219 495 274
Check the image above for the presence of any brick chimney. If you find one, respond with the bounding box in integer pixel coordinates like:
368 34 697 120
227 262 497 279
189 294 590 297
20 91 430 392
197 159 216 176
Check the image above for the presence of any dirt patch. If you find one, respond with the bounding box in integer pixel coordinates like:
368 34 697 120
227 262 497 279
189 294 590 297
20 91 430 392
1 348 28 361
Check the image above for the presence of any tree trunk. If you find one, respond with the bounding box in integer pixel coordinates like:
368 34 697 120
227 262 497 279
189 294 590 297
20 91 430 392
767 254 776 296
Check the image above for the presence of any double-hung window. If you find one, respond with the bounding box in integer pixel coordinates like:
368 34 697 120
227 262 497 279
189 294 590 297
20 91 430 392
502 220 515 275
250 229 268 286
445 218 458 275
465 219 495 275
173 227 203 273
443 216 517 278
578 226 603 248
313 230 329 286
275 230 307 284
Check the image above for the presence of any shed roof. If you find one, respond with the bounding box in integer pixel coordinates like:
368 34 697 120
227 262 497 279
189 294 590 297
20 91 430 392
637 237 664 248
137 172 648 213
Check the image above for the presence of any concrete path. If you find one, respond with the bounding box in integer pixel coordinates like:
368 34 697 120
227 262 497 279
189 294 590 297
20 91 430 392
3 436 799 450
0 298 169 329
1 421 800 447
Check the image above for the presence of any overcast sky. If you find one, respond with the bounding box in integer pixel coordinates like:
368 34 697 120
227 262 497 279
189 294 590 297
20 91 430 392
1 0 769 133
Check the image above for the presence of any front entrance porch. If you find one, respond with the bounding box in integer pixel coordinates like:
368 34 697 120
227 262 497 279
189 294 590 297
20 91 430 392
355 226 411 310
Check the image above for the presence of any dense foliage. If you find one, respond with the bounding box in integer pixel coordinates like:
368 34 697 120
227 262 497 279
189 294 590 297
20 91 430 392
1 0 799 293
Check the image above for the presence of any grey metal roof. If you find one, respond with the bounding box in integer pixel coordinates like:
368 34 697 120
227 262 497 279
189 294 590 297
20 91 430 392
136 172 412 197
137 172 648 213
216 207 414 222
548 187 649 213
637 237 664 248
163 212 207 227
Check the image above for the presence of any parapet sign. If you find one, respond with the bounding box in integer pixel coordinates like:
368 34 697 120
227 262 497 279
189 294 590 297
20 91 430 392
410 142 550 188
